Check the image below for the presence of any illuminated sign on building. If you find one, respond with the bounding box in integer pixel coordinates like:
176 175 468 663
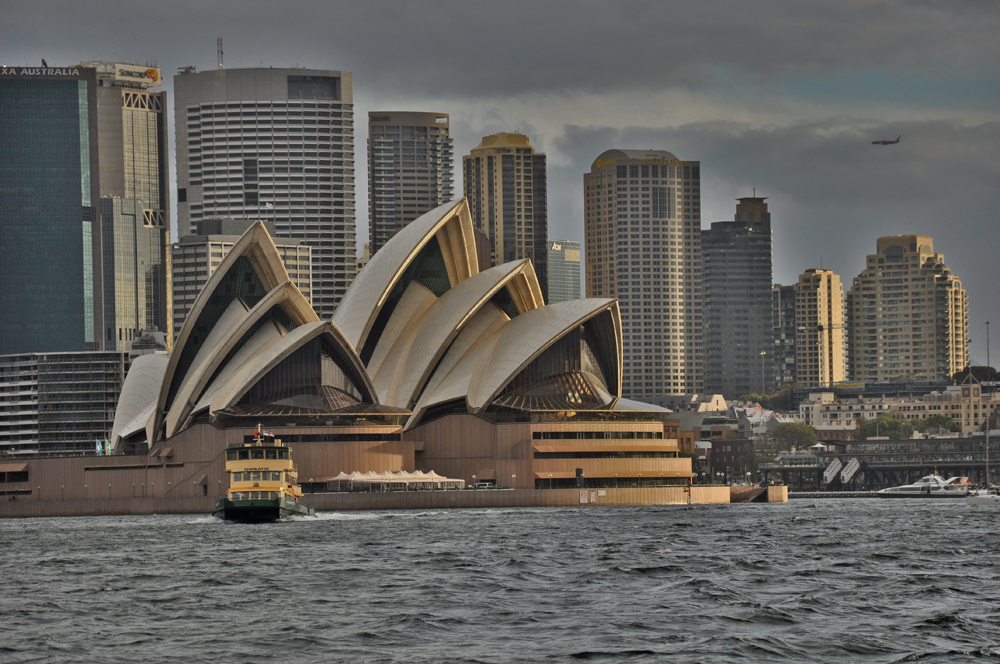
1 67 82 77
113 64 161 86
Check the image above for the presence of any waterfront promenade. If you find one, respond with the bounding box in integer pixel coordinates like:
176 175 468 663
0 485 787 518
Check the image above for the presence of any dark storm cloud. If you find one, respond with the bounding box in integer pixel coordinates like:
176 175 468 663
4 0 1000 97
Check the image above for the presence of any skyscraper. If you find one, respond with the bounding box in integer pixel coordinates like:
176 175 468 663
0 65 101 355
846 235 968 382
174 67 355 319
462 133 548 299
795 268 845 387
85 62 171 352
368 111 453 253
702 197 773 397
584 150 704 398
772 284 797 387
547 240 581 303
1 63 171 355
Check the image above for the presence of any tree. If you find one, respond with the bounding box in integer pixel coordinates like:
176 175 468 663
737 392 771 409
770 422 817 450
952 366 1000 384
858 414 913 440
769 384 796 412
737 445 759 476
911 414 961 434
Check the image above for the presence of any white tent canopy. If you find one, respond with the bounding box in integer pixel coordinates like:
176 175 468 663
326 470 465 490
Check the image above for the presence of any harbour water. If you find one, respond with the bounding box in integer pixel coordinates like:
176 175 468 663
2 500 998 663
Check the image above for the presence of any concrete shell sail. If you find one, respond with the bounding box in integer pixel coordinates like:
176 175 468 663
370 259 544 411
332 199 478 363
163 281 319 438
150 221 292 442
111 353 169 449
206 320 377 419
408 298 622 429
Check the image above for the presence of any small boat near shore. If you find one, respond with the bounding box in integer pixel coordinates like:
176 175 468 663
966 489 1000 506
213 426 315 522
876 475 970 498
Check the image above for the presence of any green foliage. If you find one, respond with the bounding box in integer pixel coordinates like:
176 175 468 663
769 384 795 411
952 366 1000 384
738 392 772 409
911 414 962 433
770 422 817 450
857 414 913 440
737 445 760 474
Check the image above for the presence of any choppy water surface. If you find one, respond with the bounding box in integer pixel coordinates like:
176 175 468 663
2 500 999 663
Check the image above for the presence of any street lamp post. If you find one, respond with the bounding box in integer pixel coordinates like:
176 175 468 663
760 351 767 393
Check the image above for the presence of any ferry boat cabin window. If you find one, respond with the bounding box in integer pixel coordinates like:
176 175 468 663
280 450 289 459
252 472 262 481
238 450 250 460
265 449 277 459
227 450 238 461
251 450 264 459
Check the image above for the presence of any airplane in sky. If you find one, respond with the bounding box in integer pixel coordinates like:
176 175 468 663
872 135 901 145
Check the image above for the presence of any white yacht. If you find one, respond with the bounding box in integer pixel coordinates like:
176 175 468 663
876 475 970 498
966 489 1000 505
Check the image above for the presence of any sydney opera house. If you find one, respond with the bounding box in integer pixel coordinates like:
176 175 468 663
106 199 693 493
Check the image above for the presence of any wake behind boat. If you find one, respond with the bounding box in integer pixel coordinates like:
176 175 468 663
877 475 970 498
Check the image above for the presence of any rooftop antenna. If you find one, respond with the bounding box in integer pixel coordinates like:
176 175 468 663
217 37 224 70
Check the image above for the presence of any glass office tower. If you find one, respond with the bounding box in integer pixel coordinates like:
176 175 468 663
0 66 102 354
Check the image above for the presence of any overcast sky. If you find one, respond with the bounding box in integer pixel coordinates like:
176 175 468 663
3 0 998 363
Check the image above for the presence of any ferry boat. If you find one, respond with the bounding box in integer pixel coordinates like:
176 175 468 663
213 426 315 522
876 475 970 498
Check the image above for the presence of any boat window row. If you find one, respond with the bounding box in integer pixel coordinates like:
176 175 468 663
226 448 290 461
232 471 288 482
231 491 280 501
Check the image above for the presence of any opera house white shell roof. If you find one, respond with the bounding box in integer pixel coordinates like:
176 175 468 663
113 199 654 449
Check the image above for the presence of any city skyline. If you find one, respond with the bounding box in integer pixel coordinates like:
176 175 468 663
2 0 997 364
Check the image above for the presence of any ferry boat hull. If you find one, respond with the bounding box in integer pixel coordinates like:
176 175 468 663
213 494 315 523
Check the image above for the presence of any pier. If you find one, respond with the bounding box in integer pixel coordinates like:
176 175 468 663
789 491 877 499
